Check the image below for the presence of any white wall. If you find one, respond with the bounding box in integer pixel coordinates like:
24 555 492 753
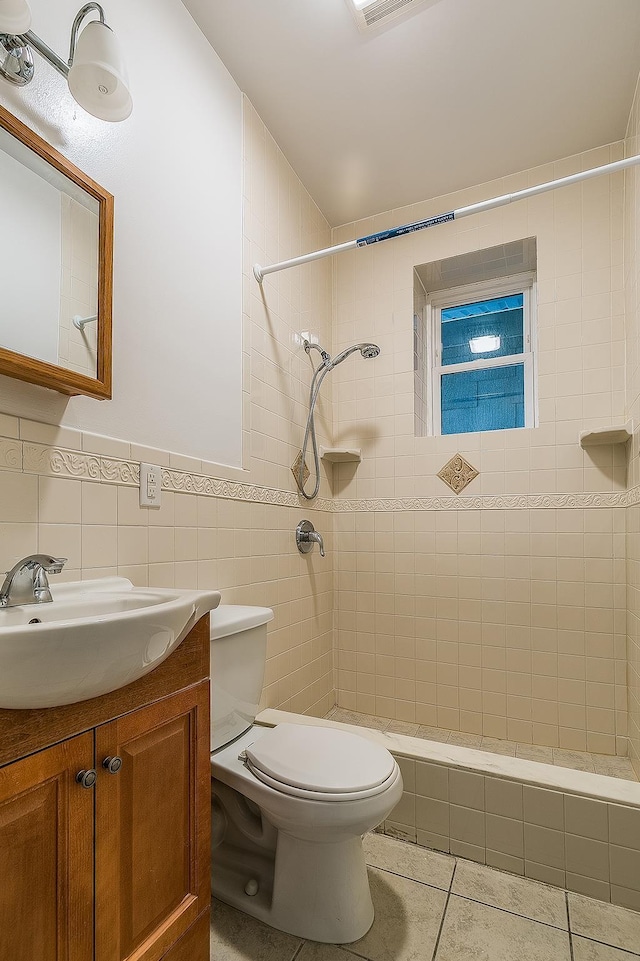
0 0 243 468
0 148 60 364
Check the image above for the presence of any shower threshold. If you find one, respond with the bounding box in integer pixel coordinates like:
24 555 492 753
323 707 638 782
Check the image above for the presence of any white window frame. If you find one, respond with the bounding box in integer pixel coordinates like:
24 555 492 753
427 272 537 437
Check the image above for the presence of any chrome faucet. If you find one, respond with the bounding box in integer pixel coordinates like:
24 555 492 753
0 554 67 608
295 520 325 557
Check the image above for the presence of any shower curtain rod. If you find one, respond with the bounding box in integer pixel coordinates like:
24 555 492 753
253 153 640 284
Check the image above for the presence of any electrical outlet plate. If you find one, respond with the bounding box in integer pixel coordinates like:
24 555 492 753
139 462 162 508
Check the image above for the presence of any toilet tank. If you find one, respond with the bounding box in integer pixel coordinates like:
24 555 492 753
209 605 274 751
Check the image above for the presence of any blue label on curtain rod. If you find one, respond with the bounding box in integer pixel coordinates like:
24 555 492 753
356 211 455 247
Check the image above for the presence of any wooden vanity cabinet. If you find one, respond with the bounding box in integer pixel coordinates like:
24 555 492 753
0 616 211 961
95 683 209 961
0 732 94 961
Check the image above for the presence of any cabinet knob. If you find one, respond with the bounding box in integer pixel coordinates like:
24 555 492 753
102 756 122 775
76 769 97 789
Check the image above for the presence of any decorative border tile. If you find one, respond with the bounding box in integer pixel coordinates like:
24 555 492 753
23 443 104 481
332 491 632 512
0 439 22 471
20 442 333 510
15 440 640 513
162 467 333 511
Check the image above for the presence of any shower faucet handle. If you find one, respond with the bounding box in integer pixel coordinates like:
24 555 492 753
296 520 325 557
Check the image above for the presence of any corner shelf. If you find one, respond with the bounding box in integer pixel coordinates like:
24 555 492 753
579 423 633 448
320 447 362 464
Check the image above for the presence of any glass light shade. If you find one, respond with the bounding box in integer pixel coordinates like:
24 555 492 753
67 20 132 122
0 0 31 34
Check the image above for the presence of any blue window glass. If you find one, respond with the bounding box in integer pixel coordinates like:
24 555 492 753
441 363 525 435
441 294 524 367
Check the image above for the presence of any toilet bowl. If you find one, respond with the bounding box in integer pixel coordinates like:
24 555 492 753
209 605 403 943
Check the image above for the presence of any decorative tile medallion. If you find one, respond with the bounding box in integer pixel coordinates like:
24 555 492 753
291 450 310 491
437 453 479 494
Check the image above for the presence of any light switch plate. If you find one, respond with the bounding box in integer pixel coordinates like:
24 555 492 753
139 462 162 508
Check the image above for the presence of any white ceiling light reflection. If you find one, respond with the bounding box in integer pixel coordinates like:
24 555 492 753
469 335 500 354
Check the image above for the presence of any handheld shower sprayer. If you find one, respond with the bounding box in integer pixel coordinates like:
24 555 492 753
297 338 380 500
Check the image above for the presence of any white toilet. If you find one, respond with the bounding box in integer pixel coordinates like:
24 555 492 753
209 605 403 943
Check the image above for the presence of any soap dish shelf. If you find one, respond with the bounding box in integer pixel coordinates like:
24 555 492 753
320 447 362 464
579 423 633 448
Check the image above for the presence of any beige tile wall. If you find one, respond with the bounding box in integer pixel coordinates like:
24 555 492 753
413 271 428 436
335 505 626 753
624 73 640 778
331 144 628 753
332 143 625 499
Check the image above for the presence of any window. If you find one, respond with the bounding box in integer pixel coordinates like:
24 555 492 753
427 274 536 436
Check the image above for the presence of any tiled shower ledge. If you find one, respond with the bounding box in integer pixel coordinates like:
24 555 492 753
256 709 640 806
325 707 638 782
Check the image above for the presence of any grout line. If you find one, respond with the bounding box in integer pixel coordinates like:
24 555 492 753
290 942 306 961
336 939 387 961
566 893 575 961
366 861 453 895
569 934 640 957
452 890 571 933
337 946 377 961
431 860 457 960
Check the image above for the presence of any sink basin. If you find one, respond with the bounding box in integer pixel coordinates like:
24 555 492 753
0 577 221 709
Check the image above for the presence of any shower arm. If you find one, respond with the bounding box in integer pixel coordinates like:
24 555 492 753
254 152 640 283
304 340 330 364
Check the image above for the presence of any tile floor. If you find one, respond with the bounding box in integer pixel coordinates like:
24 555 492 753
210 833 640 960
324 708 639 781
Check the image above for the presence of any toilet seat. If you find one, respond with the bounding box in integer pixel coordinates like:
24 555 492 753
243 723 397 801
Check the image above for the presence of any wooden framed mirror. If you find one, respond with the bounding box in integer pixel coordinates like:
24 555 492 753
0 104 113 399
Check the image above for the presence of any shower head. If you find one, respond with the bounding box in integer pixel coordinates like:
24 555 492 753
330 342 381 367
360 343 380 359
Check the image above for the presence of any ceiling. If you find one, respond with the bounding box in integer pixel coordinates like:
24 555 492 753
183 0 640 226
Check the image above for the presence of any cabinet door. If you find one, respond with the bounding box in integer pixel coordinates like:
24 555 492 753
0 732 94 961
95 682 210 961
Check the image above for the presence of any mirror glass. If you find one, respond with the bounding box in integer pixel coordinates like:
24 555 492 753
0 106 112 399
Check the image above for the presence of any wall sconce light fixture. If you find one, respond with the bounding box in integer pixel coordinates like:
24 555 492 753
0 1 132 121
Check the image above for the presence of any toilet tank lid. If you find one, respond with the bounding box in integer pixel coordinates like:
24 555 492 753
209 605 274 640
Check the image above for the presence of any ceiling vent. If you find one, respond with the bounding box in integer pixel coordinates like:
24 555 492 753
348 0 434 33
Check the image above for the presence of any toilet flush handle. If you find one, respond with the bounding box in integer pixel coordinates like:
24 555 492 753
296 520 325 557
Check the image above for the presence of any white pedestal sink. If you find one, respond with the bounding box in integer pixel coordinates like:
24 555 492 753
0 577 221 708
